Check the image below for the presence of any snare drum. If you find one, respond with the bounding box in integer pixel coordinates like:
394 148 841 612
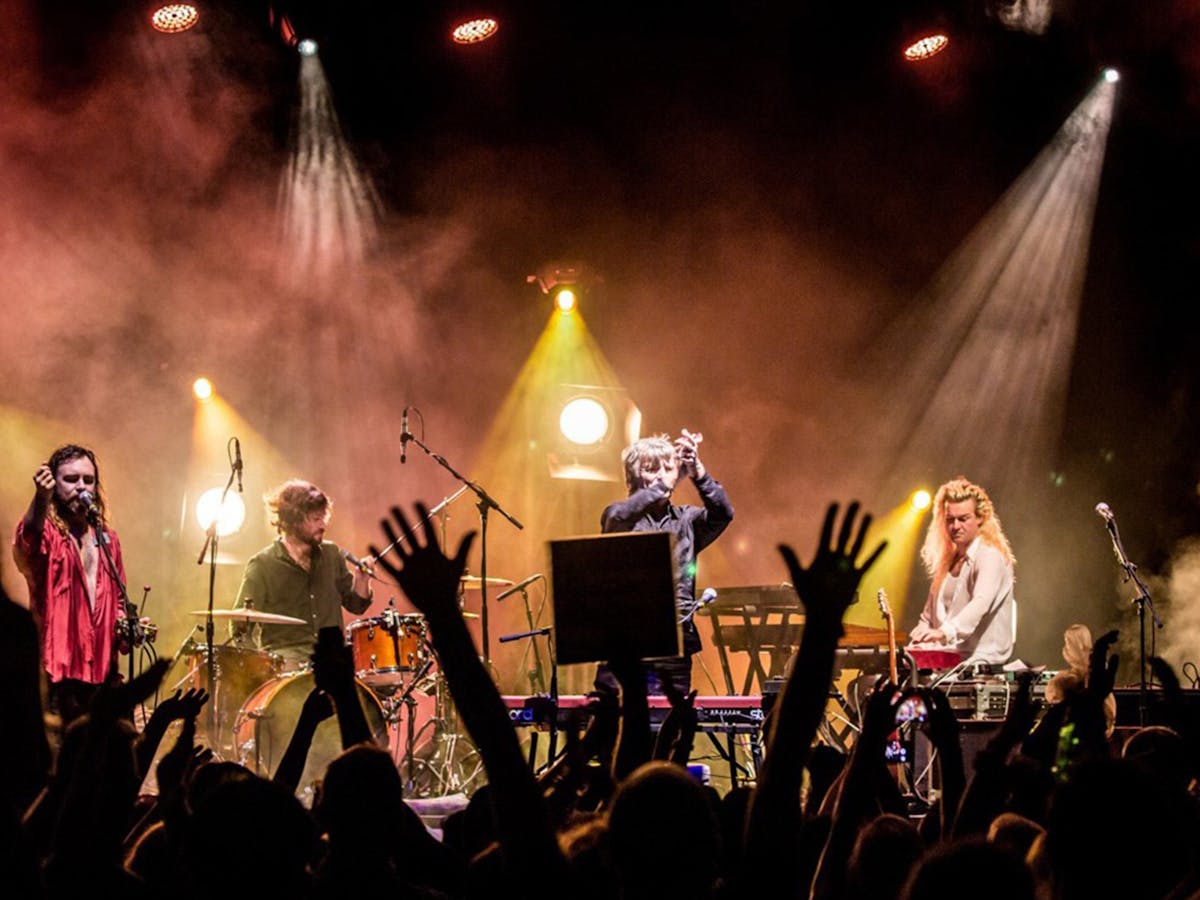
233 671 388 792
347 612 428 687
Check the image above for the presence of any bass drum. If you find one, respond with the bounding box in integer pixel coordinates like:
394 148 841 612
233 672 389 796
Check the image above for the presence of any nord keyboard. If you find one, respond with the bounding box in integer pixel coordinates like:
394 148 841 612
501 694 765 733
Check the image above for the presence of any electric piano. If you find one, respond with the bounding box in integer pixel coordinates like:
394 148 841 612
501 694 765 734
700 583 908 694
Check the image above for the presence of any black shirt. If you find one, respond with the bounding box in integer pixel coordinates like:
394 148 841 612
600 473 734 654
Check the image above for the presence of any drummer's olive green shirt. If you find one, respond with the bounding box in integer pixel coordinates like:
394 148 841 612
234 539 371 659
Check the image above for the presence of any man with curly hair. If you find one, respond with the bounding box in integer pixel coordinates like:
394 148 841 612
233 479 372 660
13 444 127 722
908 476 1017 666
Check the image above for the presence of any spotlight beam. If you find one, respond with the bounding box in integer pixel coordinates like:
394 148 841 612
866 77 1118 496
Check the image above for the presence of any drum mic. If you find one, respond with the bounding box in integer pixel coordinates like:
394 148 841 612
1095 502 1114 523
496 573 543 601
233 437 243 493
400 407 410 464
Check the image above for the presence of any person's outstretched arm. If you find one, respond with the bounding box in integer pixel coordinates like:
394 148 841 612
272 688 335 791
371 504 564 882
740 502 886 897
953 672 1038 837
311 626 373 749
609 655 653 782
812 679 899 900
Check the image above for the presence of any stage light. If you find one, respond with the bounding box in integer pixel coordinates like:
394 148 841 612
196 487 246 537
911 489 932 512
193 378 214 402
451 17 499 44
560 396 610 447
1103 68 1120 83
298 39 317 56
546 383 640 482
528 263 593 312
903 32 949 61
150 3 199 33
554 287 577 313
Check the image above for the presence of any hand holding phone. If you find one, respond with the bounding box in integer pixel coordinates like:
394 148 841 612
894 689 929 726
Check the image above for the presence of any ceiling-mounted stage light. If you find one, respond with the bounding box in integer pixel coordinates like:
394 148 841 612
150 2 199 33
553 287 577 313
451 17 499 45
903 32 949 61
528 262 595 314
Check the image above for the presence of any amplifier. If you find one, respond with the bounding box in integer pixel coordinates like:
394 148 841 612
943 675 1051 721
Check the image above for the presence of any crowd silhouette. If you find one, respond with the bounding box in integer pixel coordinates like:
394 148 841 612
4 499 1198 899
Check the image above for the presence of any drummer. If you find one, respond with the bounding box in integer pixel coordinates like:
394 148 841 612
233 479 373 663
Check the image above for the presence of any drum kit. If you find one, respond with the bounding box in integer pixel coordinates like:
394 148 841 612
163 573 517 798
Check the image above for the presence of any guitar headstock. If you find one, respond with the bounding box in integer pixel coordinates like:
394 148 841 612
876 588 892 621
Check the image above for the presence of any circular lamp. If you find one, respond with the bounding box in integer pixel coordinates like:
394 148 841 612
559 397 609 447
150 3 199 33
196 488 246 537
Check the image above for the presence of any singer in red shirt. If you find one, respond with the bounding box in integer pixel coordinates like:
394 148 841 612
12 444 127 724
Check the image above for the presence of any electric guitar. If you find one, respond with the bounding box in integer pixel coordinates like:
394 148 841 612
877 588 898 684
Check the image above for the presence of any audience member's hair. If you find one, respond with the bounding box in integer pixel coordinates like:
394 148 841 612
901 837 1034 900
607 761 722 899
847 813 925 900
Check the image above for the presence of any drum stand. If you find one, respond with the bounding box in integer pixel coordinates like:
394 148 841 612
383 654 435 791
383 639 485 798
417 670 485 797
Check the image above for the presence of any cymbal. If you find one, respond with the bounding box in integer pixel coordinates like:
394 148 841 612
460 575 513 588
461 611 480 619
189 609 308 626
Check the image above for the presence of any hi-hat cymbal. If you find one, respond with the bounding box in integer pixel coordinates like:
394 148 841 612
460 575 513 588
189 609 308 626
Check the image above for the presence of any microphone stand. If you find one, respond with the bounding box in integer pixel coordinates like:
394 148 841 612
87 510 138 687
500 626 557 767
402 430 523 671
371 485 470 565
195 461 238 752
1101 512 1163 727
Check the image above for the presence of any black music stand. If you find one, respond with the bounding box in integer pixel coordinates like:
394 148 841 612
550 531 679 665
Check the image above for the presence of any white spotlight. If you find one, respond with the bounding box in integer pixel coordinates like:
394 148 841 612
1103 68 1120 83
298 39 318 56
560 397 610 447
196 488 246 537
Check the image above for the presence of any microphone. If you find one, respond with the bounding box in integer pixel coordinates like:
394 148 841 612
344 551 373 574
496 573 543 601
400 407 410 464
1095 502 1114 523
681 587 719 624
233 437 243 493
78 489 101 523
